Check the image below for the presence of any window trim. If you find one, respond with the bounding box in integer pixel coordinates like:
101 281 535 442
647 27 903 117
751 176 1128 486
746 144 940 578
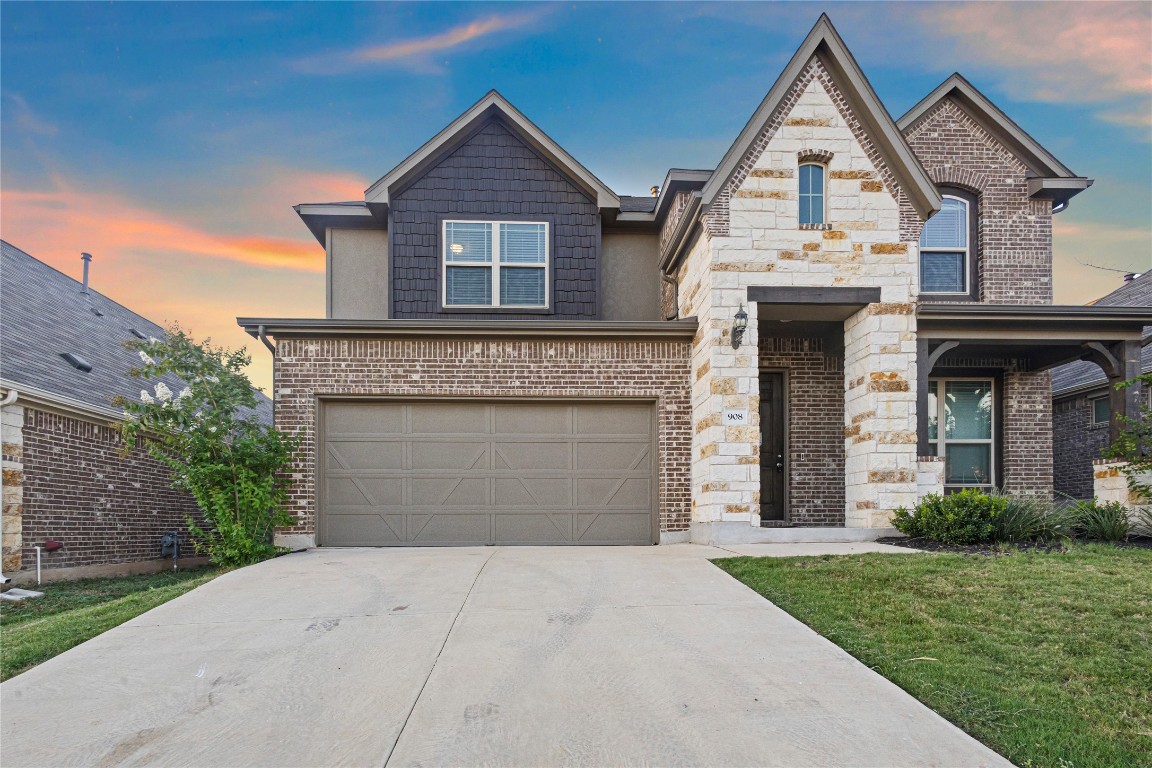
798 162 826 227
919 187 979 302
927 377 996 489
440 219 550 310
1090 394 1111 426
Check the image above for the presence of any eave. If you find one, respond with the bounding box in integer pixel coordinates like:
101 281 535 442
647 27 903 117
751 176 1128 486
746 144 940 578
293 202 386 246
237 318 699 340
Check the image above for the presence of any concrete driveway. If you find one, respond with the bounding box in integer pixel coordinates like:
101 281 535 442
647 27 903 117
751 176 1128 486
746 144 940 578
1 544 1009 767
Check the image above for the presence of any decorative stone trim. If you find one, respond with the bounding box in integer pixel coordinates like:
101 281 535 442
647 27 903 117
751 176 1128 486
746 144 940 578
797 149 834 164
799 223 832 231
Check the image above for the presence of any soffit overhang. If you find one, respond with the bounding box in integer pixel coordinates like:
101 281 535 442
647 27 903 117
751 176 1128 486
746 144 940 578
237 318 698 340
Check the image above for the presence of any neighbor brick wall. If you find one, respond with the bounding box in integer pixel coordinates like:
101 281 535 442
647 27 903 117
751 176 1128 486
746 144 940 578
19 408 201 571
390 118 600 319
1053 392 1110 499
759 337 846 526
904 98 1054 305
274 337 692 537
1001 371 1054 497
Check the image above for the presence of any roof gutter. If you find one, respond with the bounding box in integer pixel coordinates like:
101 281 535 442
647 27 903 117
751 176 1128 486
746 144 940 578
658 193 703 274
237 318 699 340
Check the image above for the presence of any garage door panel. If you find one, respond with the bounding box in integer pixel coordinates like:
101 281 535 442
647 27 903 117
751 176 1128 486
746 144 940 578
493 477 573 506
576 477 652 507
325 477 402 506
494 442 571 471
576 512 652 543
494 513 572 543
410 403 489 434
576 442 650 471
410 442 488 470
493 404 570 434
325 512 404 545
326 403 404 434
327 442 403 471
321 400 656 546
409 513 491 544
575 406 651 435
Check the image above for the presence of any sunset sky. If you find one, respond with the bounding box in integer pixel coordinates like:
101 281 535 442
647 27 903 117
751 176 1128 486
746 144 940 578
3 1 1150 391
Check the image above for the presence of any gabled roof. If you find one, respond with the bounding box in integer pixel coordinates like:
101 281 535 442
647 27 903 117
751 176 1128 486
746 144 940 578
701 14 941 219
1051 273 1152 395
0 241 273 423
364 90 619 209
898 73 1092 206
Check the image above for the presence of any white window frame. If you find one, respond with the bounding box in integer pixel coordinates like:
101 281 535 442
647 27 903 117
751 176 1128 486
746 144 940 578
920 194 971 296
798 162 826 226
441 220 549 309
927 377 996 488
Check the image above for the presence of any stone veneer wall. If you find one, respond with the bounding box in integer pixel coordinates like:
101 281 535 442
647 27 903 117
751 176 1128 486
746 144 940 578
274 338 693 539
1053 392 1110 499
678 57 922 528
2 404 24 572
17 407 200 572
902 98 1054 304
759 337 845 526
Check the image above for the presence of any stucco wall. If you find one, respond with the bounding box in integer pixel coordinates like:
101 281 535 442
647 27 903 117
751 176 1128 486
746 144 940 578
329 228 389 320
600 232 660 321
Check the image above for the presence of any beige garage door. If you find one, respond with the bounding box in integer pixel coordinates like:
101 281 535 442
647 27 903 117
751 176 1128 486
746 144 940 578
320 400 657 546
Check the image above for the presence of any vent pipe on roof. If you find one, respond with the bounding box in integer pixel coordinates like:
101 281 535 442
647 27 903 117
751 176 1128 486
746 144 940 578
81 253 92 294
1124 273 1140 283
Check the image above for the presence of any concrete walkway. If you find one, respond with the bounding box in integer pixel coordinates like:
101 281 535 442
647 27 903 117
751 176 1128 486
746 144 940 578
1 544 1008 767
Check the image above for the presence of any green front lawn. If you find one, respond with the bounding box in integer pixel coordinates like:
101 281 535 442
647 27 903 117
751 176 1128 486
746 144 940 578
716 545 1152 768
1 568 221 681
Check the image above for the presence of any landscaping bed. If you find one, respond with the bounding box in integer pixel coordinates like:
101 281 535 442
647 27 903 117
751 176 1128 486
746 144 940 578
0 568 220 681
716 545 1152 768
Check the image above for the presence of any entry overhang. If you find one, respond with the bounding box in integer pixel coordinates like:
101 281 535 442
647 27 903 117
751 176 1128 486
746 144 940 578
748 286 882 322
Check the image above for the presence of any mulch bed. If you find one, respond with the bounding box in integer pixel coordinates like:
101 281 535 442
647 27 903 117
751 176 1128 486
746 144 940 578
878 536 1152 555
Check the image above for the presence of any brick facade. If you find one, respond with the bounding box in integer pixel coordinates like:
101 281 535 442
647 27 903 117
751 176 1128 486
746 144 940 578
759 337 845 526
273 337 692 540
18 407 201 572
1053 392 1110 499
903 99 1054 305
389 118 600 320
1001 372 1055 497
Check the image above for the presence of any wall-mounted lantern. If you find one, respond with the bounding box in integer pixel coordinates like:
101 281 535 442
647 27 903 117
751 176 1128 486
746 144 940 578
731 305 749 349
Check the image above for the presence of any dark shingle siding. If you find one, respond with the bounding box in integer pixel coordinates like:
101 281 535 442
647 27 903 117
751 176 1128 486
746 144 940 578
0 241 272 423
389 118 600 319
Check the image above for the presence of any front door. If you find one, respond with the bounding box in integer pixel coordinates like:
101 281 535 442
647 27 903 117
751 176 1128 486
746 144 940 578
759 372 786 522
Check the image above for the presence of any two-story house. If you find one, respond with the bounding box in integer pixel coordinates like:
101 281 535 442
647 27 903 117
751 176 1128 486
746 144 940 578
239 15 1149 548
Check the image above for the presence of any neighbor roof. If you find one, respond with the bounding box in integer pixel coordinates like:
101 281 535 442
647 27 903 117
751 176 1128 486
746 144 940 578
0 241 272 423
700 14 941 220
1051 273 1152 396
364 90 619 209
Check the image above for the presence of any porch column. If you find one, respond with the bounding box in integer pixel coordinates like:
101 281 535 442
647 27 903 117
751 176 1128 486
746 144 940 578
1085 339 1144 444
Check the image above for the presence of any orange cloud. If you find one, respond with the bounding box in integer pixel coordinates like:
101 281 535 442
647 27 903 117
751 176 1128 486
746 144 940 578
1 170 367 273
295 11 545 73
921 3 1152 114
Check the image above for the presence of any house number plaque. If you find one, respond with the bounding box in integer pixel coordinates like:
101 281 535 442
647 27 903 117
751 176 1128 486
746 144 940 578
722 409 749 425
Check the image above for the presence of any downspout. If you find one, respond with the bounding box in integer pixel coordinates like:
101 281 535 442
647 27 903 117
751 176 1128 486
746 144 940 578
257 325 276 356
256 327 276 423
0 388 17 585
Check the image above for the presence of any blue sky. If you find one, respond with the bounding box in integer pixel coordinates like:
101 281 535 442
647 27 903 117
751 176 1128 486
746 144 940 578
3 1 1150 389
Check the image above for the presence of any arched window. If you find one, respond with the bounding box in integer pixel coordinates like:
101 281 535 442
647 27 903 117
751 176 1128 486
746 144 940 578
798 163 825 226
920 192 976 297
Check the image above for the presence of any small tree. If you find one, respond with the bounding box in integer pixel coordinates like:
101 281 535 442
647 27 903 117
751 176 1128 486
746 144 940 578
1103 373 1152 498
115 325 299 566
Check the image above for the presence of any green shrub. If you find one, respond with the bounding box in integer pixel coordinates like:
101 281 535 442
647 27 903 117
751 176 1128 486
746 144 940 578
1070 499 1132 542
892 489 1006 545
989 491 1075 542
1135 505 1152 537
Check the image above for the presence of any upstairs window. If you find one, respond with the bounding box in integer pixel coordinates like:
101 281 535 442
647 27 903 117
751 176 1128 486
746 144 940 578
920 195 972 295
798 164 825 225
443 221 548 308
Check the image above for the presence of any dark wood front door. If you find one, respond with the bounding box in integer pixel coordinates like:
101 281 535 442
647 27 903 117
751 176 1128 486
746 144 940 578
759 372 787 522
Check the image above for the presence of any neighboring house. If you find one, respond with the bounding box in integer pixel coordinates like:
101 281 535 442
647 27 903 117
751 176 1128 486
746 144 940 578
1051 273 1152 499
239 15 1150 548
0 241 272 581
